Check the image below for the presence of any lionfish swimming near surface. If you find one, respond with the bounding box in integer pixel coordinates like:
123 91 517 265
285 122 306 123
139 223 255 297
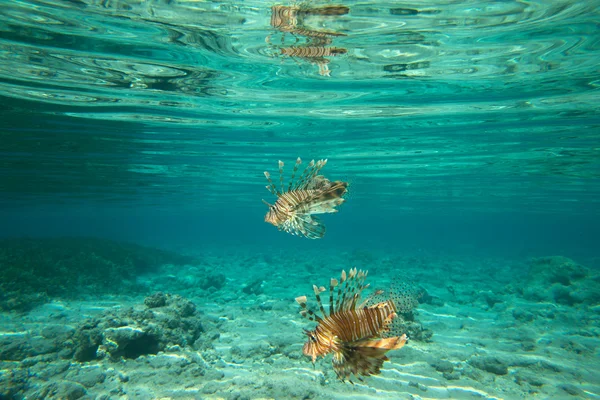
295 268 409 381
263 158 348 239
269 4 349 39
268 4 349 76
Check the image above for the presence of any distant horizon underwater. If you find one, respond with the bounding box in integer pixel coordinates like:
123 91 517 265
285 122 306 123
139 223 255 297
0 0 599 399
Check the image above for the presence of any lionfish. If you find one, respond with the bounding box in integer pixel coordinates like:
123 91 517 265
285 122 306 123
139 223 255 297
280 46 347 76
268 4 349 76
295 268 409 381
269 4 350 37
263 158 348 239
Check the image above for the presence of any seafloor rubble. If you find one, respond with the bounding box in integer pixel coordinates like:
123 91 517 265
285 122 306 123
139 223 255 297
0 250 598 399
0 293 221 399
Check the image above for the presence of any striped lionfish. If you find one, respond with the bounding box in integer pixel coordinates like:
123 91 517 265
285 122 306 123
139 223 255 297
269 4 349 40
268 4 349 76
279 46 347 76
263 158 348 239
296 268 408 381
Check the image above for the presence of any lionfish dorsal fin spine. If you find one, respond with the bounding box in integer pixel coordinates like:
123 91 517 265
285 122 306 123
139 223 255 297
329 278 338 315
349 293 359 310
303 159 325 188
278 160 284 194
264 171 280 196
288 157 302 192
335 270 346 311
296 295 323 322
313 284 327 317
293 159 316 190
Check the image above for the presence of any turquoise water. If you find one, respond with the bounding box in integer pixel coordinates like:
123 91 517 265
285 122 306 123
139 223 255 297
1 0 600 398
1 0 599 252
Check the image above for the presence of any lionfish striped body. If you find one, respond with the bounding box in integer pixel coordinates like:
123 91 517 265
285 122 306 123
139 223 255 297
268 5 349 76
263 158 348 239
279 46 347 76
296 268 408 381
270 4 349 33
280 46 347 58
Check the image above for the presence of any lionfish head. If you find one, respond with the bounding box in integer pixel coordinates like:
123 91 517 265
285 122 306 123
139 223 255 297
262 200 277 226
302 329 320 363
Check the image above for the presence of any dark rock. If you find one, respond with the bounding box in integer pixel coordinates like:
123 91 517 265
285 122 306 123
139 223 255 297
0 334 57 361
480 291 503 308
408 380 427 391
560 384 584 396
443 371 461 380
65 366 106 388
515 371 545 387
34 359 71 380
72 294 207 362
0 368 28 399
144 292 167 308
41 324 76 341
552 285 583 306
198 272 226 291
431 359 453 373
512 309 535 322
242 279 264 295
528 256 588 286
0 334 30 361
521 340 536 352
32 381 87 400
469 355 508 375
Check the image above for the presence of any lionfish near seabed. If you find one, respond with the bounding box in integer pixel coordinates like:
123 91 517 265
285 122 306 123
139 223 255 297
263 158 348 239
295 268 408 382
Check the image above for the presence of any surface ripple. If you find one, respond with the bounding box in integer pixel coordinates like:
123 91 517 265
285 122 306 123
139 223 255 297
0 0 598 211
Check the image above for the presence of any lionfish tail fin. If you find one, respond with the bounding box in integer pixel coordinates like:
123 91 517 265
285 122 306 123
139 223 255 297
301 5 350 16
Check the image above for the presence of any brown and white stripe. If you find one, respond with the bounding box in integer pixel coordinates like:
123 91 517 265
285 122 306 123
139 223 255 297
280 46 347 59
296 268 408 381
263 158 347 239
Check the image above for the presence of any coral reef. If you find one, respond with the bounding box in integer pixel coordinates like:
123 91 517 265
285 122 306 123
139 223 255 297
0 293 212 364
72 293 206 362
522 256 600 306
0 237 199 311
0 293 221 399
242 278 264 295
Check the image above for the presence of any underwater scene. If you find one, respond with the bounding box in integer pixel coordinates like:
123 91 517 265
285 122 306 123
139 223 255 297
1 0 599 399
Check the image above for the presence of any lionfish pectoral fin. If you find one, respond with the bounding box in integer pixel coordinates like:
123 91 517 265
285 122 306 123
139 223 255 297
354 335 408 353
283 214 325 239
298 215 326 239
333 336 406 380
302 181 348 215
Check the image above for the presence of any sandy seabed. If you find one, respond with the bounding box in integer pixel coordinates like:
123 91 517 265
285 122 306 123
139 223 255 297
1 248 599 400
